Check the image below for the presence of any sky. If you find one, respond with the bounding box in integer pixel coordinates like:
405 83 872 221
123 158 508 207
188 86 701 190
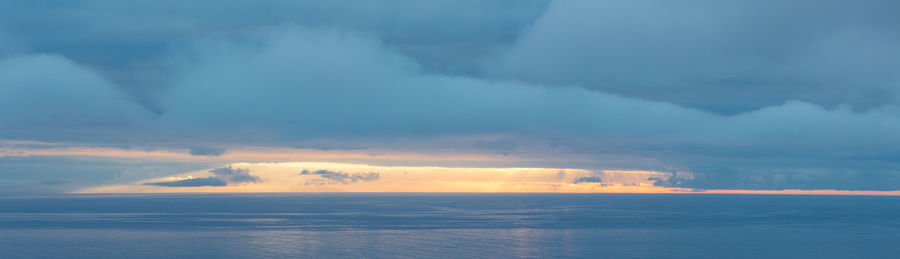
1 0 900 195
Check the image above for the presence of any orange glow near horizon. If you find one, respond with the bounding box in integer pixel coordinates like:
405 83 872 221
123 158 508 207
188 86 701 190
5 140 899 196
72 162 900 196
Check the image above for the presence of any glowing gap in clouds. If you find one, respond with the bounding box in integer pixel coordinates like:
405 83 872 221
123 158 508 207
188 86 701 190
73 162 900 195
6 142 900 196
75 162 691 193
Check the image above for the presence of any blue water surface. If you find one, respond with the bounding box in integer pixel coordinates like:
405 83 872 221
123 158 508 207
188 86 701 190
1 193 898 258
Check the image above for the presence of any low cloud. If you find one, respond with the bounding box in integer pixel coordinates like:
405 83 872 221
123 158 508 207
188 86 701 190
210 166 260 183
189 146 226 156
141 166 260 188
649 173 689 188
144 176 226 187
573 177 603 184
300 169 380 185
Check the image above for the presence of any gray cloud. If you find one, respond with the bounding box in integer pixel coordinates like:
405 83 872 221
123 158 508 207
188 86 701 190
649 173 685 188
131 166 258 188
487 0 900 114
210 166 260 183
300 169 380 185
0 0 549 110
573 177 603 184
144 176 227 187
189 147 226 157
0 54 151 140
1 1 900 192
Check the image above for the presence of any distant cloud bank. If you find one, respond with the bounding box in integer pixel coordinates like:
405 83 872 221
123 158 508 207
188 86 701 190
1 0 900 193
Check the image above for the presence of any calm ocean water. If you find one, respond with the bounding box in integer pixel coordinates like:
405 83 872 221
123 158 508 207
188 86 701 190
0 193 898 258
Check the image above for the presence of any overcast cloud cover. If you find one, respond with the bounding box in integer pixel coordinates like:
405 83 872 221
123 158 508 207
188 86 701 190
1 0 899 193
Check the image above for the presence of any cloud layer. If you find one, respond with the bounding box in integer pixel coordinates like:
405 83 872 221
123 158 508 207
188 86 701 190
210 166 261 184
0 54 149 139
487 0 900 114
143 166 261 188
1 0 899 192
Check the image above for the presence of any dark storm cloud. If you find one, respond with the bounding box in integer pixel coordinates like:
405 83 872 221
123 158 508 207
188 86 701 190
1 1 900 192
300 170 380 185
144 176 227 187
210 166 260 183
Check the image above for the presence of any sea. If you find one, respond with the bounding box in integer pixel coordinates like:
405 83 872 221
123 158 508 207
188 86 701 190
0 193 898 258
